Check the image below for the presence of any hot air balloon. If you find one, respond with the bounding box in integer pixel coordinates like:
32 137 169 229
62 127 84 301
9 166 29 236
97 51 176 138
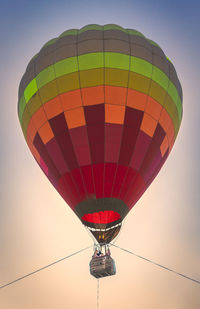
18 24 182 278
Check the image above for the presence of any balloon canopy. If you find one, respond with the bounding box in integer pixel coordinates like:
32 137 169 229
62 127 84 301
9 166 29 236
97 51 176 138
18 24 183 243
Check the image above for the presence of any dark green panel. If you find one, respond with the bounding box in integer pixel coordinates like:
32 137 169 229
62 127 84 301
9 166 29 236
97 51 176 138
39 79 58 103
21 105 31 138
75 197 129 220
80 68 104 88
27 92 42 117
57 72 80 93
128 71 150 94
149 80 167 106
18 95 26 123
164 94 179 126
105 68 129 87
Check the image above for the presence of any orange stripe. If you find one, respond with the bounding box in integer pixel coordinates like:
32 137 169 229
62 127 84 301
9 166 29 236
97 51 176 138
27 118 37 142
60 89 82 111
127 88 147 110
43 96 63 119
32 106 47 130
159 108 172 132
145 96 162 120
105 85 127 105
26 87 176 146
82 86 104 106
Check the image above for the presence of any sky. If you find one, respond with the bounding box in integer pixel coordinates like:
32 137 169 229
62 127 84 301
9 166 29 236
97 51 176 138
0 0 200 308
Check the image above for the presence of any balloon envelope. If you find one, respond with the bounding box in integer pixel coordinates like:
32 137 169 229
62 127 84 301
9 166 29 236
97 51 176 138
18 24 183 243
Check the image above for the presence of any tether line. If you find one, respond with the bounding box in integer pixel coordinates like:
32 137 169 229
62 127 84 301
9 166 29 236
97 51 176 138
0 245 92 289
97 278 100 309
111 244 200 285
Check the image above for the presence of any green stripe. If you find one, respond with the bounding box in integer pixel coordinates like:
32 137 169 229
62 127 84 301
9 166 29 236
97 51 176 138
36 65 55 88
24 79 38 102
105 52 129 70
18 95 26 122
19 53 182 123
79 53 104 70
22 52 181 108
54 57 78 77
152 66 169 91
131 57 152 78
19 70 181 133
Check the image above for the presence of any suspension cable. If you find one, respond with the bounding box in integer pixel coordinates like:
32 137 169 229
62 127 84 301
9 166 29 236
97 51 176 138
0 245 92 290
111 244 200 285
97 278 100 309
112 218 125 245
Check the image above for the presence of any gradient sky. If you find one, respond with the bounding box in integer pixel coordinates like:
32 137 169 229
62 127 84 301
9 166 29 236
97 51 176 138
0 0 200 308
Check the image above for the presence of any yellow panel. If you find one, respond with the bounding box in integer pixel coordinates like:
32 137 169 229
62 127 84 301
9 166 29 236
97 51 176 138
38 121 54 144
160 135 169 157
80 68 104 88
64 107 86 129
105 104 125 124
140 113 157 137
